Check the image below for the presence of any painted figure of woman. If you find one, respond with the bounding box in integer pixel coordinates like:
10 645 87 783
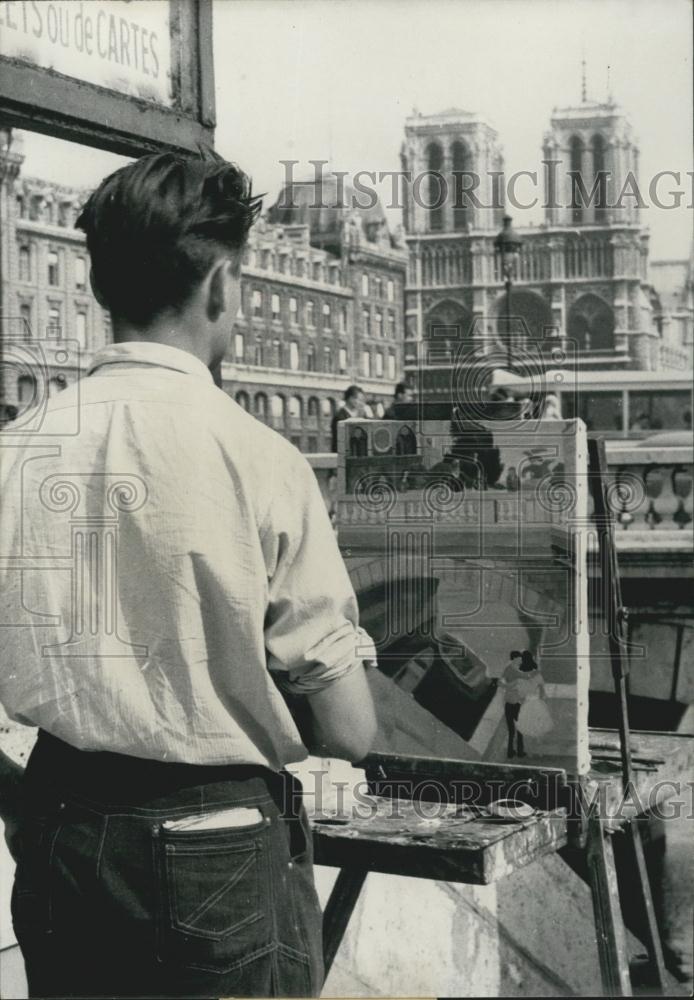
502 649 550 758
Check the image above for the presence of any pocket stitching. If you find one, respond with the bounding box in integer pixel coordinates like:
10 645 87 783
170 849 261 937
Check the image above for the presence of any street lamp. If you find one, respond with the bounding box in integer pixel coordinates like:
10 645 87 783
494 214 523 368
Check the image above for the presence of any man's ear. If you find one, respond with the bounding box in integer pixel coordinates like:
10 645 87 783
205 259 234 322
89 268 108 308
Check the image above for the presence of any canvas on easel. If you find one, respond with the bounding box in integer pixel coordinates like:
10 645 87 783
337 416 590 775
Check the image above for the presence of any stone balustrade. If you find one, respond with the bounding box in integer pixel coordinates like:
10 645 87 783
603 443 693 534
308 442 694 543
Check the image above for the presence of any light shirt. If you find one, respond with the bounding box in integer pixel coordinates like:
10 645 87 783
502 663 541 704
0 342 372 770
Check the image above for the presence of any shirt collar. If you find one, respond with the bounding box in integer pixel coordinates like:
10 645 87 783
87 342 214 383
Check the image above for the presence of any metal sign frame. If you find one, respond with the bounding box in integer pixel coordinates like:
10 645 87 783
0 0 215 156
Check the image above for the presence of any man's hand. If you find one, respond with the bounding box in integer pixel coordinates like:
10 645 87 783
0 749 25 862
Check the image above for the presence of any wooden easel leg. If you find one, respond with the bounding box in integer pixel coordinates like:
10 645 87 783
627 820 667 991
322 867 368 977
587 818 632 997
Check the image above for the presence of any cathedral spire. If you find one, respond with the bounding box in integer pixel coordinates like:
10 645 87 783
581 54 587 103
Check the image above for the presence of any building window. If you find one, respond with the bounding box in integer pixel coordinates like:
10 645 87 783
16 195 24 218
254 339 263 365
271 293 280 320
307 437 318 453
75 256 87 290
387 279 394 302
321 398 335 419
361 351 371 377
273 338 281 366
388 353 396 380
339 347 348 373
592 134 608 222
376 352 384 377
255 392 267 417
47 250 59 286
48 305 60 333
307 397 320 417
307 344 316 371
235 391 250 410
426 142 444 231
375 310 383 338
569 135 585 224
361 273 369 297
18 245 30 281
374 276 383 299
322 302 331 330
235 332 244 360
289 341 299 370
388 310 396 338
289 396 302 420
252 289 263 316
76 311 87 348
323 345 332 371
270 395 285 421
289 297 298 323
306 300 315 327
339 305 347 333
362 308 371 337
313 261 322 282
452 140 473 231
19 303 32 339
17 374 37 406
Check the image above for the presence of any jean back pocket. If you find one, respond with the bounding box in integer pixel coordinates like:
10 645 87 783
155 812 274 974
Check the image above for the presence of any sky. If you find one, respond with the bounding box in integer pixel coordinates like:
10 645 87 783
17 0 694 259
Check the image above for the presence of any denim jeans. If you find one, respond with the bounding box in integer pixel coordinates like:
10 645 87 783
12 732 324 999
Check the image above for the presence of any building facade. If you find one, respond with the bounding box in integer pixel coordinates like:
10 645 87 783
0 135 407 450
399 98 692 401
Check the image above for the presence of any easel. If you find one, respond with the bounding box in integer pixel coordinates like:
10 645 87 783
579 437 667 994
313 436 680 996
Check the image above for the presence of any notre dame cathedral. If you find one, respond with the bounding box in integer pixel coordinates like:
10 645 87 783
399 90 690 397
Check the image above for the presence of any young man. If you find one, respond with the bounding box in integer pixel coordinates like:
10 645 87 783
0 150 377 998
384 381 413 418
330 383 366 451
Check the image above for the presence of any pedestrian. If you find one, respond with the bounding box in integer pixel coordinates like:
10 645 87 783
541 392 562 420
0 149 377 999
384 381 413 418
331 384 366 451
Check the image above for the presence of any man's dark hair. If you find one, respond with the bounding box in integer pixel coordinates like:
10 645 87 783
394 382 409 398
76 149 262 328
519 650 538 672
344 385 363 402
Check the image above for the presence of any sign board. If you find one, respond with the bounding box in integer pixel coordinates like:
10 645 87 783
0 1 173 105
337 417 591 775
0 0 214 156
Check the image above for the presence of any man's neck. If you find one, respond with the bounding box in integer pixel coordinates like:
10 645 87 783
112 315 217 370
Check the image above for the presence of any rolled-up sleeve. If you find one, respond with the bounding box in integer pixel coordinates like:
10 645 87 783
261 452 374 695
